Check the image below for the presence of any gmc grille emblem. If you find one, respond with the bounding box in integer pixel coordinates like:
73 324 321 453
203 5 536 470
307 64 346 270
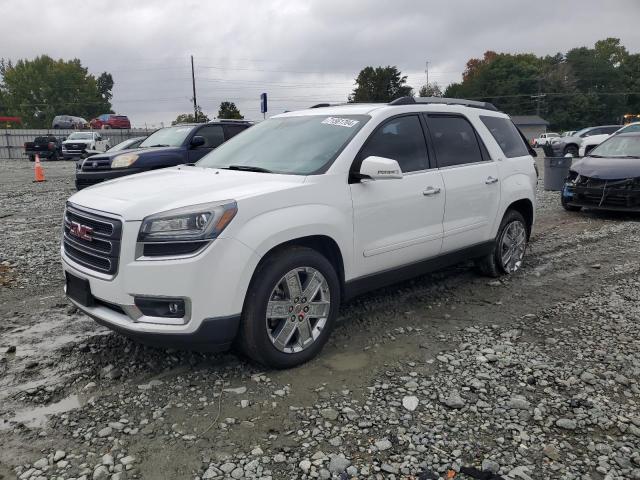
70 221 93 241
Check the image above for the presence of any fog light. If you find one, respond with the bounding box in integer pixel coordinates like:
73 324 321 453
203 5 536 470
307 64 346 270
134 297 185 318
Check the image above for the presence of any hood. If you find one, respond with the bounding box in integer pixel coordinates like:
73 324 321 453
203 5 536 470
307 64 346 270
86 146 180 162
571 156 640 180
63 138 92 145
68 166 306 220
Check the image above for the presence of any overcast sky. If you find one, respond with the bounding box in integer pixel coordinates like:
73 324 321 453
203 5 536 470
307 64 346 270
1 0 639 127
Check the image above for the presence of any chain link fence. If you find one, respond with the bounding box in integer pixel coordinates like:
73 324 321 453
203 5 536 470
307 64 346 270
0 129 152 160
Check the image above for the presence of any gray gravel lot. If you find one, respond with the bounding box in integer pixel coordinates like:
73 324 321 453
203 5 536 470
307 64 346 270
0 158 639 480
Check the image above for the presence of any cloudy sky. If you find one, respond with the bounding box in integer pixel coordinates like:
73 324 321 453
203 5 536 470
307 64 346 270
1 0 639 127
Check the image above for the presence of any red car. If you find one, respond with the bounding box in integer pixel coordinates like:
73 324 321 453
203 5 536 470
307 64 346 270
90 114 131 129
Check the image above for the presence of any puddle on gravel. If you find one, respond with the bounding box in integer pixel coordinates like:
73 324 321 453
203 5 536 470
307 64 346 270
323 351 369 371
1 393 86 431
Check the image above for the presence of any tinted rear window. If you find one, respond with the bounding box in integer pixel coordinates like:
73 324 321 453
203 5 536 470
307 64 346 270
480 116 529 158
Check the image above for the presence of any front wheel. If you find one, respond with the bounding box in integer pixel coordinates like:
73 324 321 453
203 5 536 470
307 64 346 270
477 210 528 277
564 144 578 157
238 246 340 369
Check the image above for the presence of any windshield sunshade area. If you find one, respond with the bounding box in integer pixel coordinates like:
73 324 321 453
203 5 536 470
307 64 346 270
67 133 92 140
591 135 640 158
139 126 194 148
197 115 369 175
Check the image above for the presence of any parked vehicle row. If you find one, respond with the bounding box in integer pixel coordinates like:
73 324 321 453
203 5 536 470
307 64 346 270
547 125 622 156
51 113 131 130
62 97 537 368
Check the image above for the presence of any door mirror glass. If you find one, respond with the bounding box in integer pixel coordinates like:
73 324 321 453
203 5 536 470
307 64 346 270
190 135 206 148
359 156 403 180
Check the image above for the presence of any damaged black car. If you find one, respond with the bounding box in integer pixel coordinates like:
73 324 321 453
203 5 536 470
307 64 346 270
562 132 640 212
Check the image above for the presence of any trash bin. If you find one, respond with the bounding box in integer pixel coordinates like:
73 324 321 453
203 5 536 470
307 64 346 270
543 156 573 191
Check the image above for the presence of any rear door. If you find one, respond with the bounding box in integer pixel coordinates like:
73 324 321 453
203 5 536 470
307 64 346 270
188 124 225 162
424 114 500 253
350 114 445 278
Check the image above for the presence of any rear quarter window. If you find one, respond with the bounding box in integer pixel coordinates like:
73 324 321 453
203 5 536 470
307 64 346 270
480 116 530 158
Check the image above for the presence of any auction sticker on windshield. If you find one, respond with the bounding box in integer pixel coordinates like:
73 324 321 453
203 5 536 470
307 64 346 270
321 117 360 128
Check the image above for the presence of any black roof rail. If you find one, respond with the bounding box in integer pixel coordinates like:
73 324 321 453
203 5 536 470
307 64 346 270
310 103 332 109
389 96 499 112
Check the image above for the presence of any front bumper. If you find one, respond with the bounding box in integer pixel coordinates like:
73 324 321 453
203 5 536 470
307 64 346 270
562 181 640 212
62 216 260 349
75 168 145 190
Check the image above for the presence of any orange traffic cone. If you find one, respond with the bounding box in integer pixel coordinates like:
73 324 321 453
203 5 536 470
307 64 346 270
34 154 46 182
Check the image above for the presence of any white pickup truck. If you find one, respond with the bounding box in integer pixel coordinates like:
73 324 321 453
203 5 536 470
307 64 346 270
62 97 537 368
62 132 110 159
532 132 559 147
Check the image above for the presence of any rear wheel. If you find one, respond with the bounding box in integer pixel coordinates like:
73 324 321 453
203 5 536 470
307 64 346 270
477 210 528 277
238 246 340 369
564 144 579 157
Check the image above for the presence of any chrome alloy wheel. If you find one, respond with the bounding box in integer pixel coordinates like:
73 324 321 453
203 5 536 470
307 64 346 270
265 267 331 354
500 220 527 274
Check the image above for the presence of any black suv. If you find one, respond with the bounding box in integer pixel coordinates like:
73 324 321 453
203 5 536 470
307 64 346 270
75 120 252 189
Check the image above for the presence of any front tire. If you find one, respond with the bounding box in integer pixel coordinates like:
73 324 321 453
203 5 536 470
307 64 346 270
477 210 528 277
564 144 578 157
238 246 340 369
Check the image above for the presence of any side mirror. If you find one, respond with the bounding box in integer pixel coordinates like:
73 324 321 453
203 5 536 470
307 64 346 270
96 135 102 141
190 135 206 148
359 156 403 180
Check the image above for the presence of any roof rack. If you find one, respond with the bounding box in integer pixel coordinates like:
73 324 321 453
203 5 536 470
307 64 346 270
211 118 253 123
310 103 332 109
389 96 498 112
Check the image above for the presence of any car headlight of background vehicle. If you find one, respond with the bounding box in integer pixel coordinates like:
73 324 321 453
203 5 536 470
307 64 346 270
137 201 238 257
111 153 139 168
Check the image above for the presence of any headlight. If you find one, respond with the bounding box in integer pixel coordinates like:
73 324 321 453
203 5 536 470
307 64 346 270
138 201 237 244
111 153 139 168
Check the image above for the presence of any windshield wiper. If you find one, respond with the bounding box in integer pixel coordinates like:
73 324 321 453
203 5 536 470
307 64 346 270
589 154 604 158
148 144 170 147
225 165 273 173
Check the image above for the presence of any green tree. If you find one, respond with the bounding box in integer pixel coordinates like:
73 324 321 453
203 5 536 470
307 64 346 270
172 106 209 125
217 101 244 119
0 55 113 127
349 66 413 103
418 82 443 97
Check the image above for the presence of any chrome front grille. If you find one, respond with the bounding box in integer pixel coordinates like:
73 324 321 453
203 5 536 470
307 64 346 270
63 204 122 275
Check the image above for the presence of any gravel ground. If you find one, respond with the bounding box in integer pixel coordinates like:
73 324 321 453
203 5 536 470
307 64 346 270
0 158 639 480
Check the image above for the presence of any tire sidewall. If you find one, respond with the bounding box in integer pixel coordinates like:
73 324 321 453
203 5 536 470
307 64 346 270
241 248 340 369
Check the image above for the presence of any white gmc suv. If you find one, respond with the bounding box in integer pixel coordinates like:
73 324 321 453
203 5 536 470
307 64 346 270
62 97 537 368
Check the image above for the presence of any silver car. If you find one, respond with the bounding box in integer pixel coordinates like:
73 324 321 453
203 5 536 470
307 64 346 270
52 115 88 129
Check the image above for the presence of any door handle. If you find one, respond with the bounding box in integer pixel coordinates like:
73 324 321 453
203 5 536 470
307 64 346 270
485 176 499 184
423 186 441 196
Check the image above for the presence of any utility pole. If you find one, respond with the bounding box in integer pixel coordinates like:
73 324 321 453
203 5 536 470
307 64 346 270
191 55 198 122
531 77 546 117
425 61 430 88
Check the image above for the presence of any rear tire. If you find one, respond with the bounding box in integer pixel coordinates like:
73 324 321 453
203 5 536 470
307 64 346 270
477 210 528 277
238 246 340 369
564 144 578 157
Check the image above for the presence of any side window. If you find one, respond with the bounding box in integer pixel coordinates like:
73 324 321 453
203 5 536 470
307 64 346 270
427 115 484 167
602 126 619 134
196 125 225 148
480 115 529 158
223 124 247 140
581 129 596 137
357 115 428 173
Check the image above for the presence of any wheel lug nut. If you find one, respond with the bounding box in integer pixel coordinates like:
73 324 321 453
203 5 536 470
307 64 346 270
301 297 307 303
290 315 296 321
288 306 294 312
303 306 309 312
298 315 304 321
294 297 300 303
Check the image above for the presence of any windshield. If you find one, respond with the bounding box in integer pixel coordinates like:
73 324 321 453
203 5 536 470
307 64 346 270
591 135 640 158
197 115 368 175
68 132 92 140
139 126 194 147
618 123 640 134
109 138 142 152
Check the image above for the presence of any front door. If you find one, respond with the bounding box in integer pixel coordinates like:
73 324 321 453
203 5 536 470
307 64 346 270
350 114 445 279
424 114 501 253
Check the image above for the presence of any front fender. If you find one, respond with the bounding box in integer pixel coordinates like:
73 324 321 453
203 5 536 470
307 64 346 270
224 203 353 309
